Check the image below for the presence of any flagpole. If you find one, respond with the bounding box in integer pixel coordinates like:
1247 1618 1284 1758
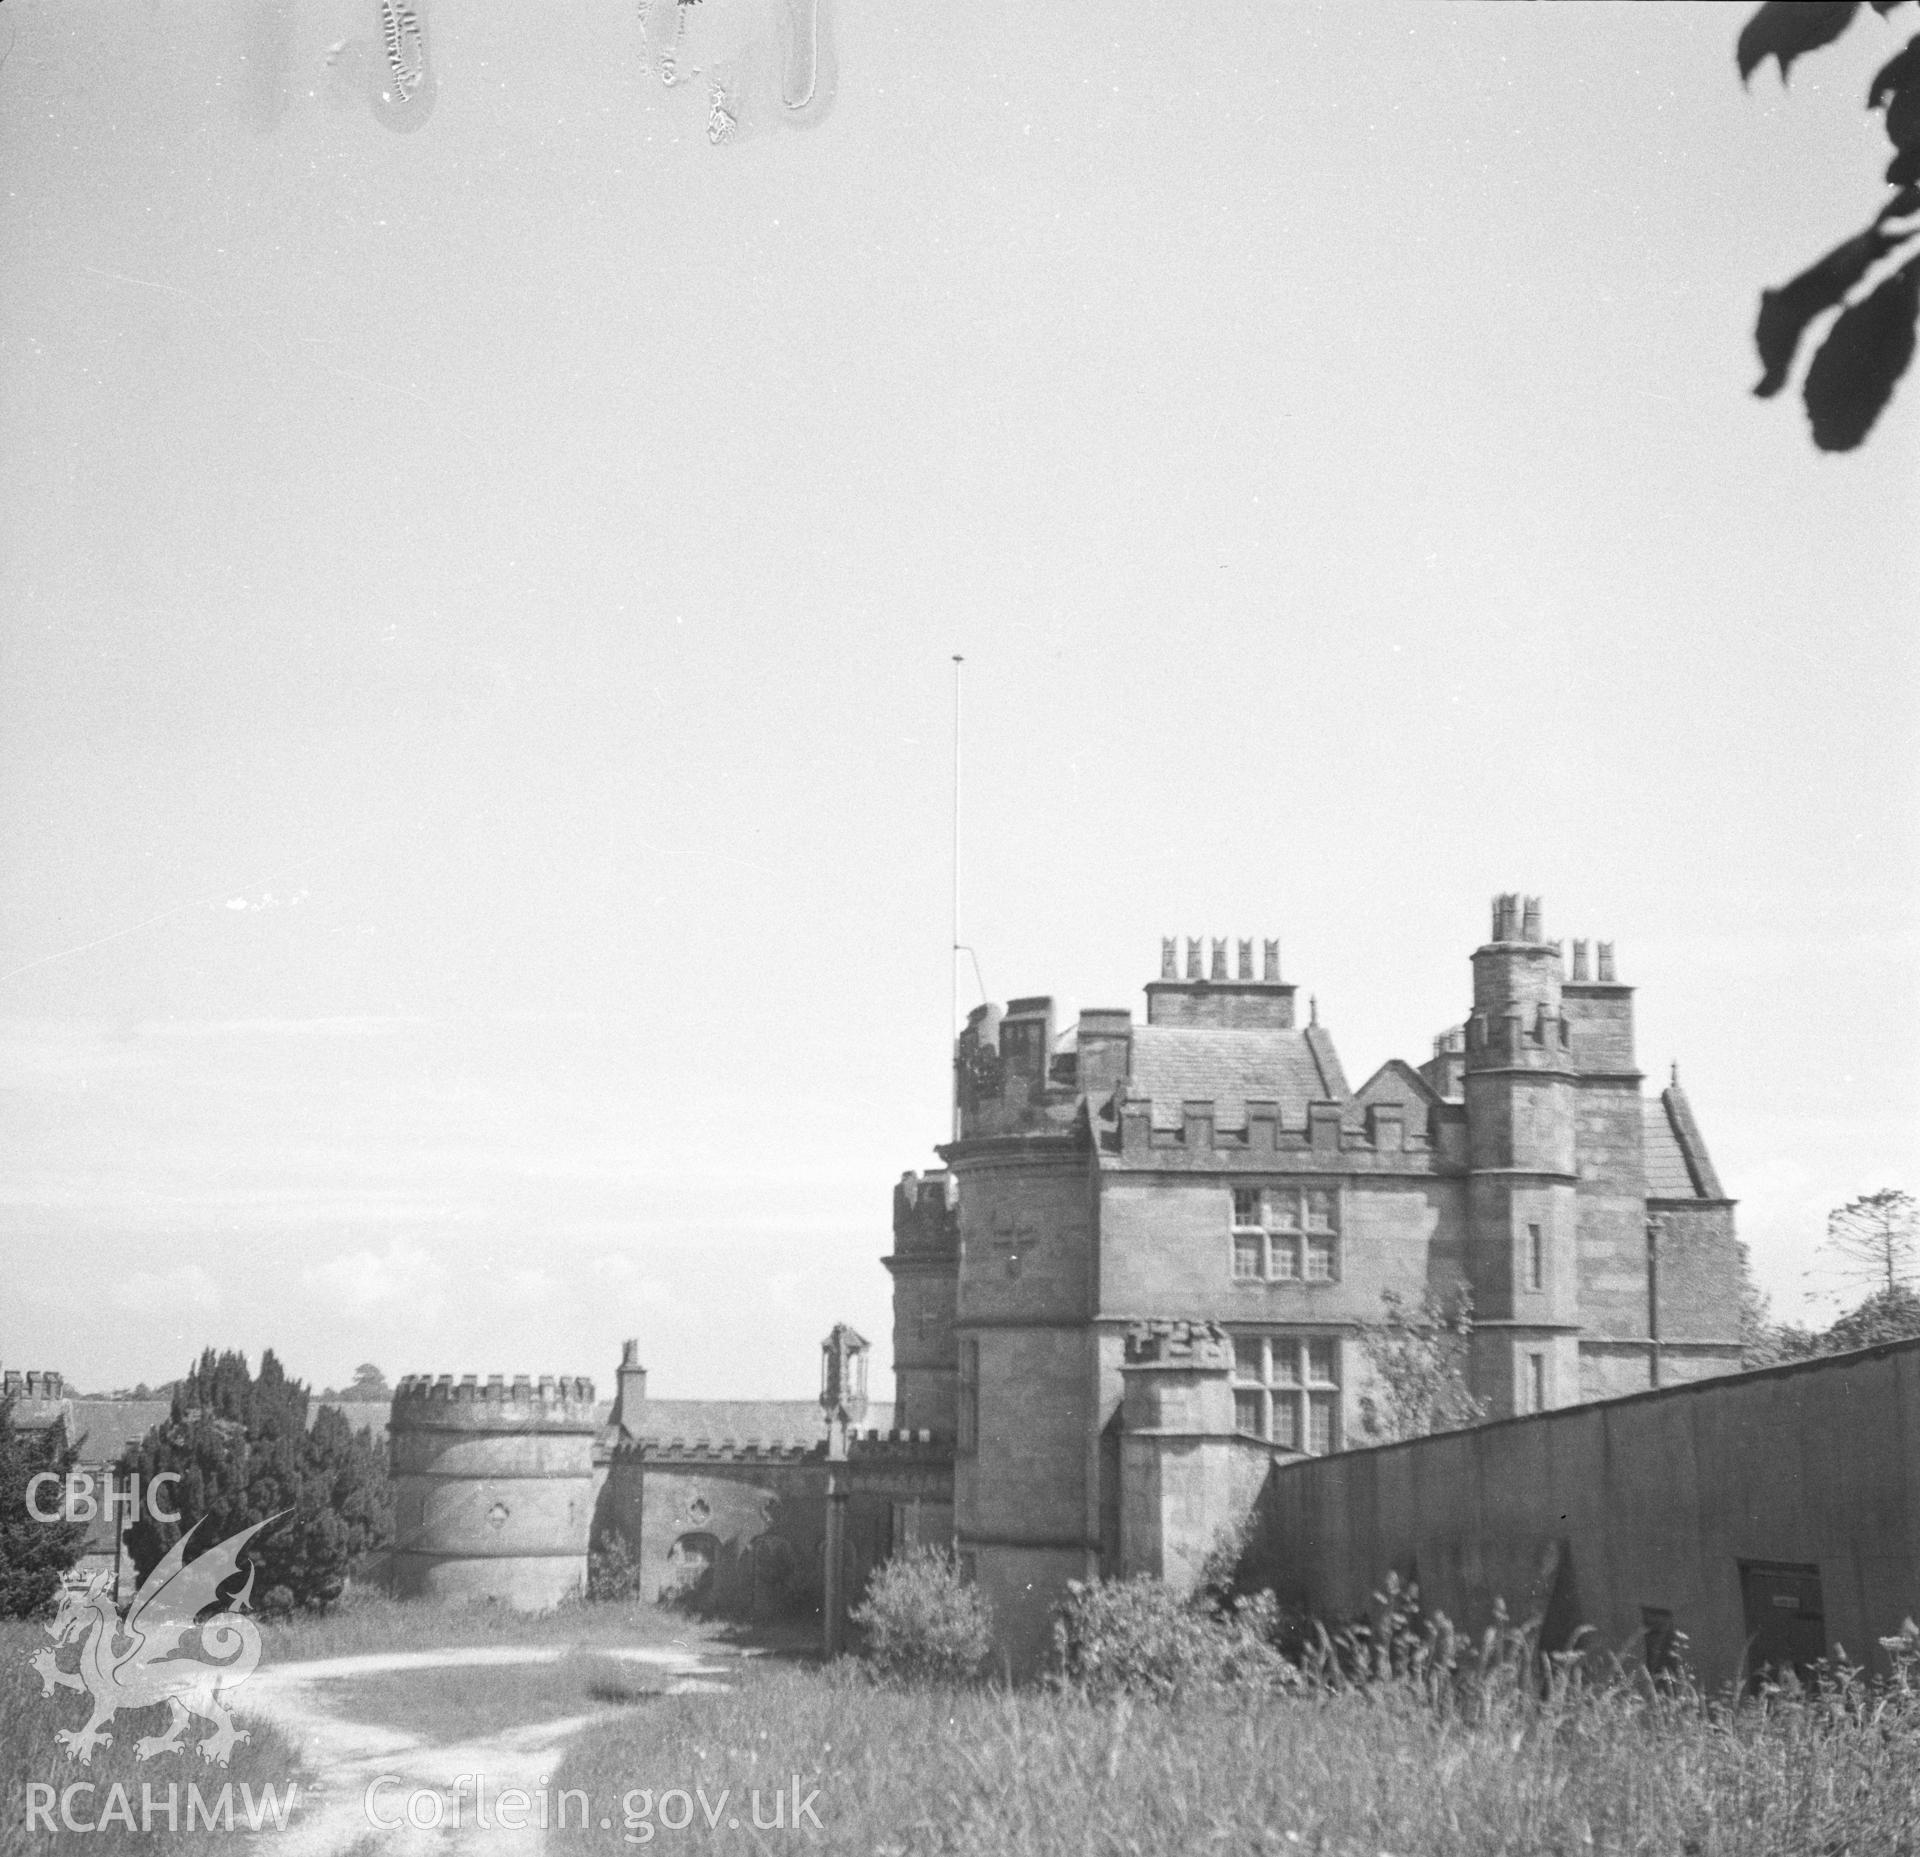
950 654 963 1142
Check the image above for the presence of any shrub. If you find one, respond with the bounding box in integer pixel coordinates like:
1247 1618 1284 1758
1052 1575 1297 1701
587 1533 648 1604
850 1546 992 1683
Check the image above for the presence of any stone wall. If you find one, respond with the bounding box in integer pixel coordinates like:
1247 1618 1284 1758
1242 1340 1920 1694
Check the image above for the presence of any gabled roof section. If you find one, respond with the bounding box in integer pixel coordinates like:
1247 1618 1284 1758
1351 1059 1444 1114
1662 1079 1727 1200
1304 1024 1350 1101
1643 1082 1729 1202
1127 1024 1348 1132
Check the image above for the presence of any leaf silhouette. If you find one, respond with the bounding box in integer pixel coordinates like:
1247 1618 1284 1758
1868 33 1920 110
1753 227 1903 396
1803 255 1920 450
1738 1 1860 84
1888 84 1920 152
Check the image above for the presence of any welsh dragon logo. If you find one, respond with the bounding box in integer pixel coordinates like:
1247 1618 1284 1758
29 1514 281 1766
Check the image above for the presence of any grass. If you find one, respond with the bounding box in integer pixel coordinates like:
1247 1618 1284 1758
18 1577 1920 1856
0 1586 735 1855
0 1618 309 1857
319 1648 665 1743
546 1653 1920 1855
254 1582 730 1662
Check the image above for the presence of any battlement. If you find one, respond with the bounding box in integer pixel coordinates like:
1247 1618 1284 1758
1124 1319 1233 1369
1108 1091 1442 1165
611 1428 951 1465
1 1369 65 1402
847 1428 953 1459
619 1437 821 1463
392 1373 599 1430
893 1169 959 1251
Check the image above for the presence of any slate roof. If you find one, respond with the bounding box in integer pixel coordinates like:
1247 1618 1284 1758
627 1399 894 1448
63 1400 172 1466
1643 1085 1727 1201
1643 1103 1695 1197
1128 1025 1349 1131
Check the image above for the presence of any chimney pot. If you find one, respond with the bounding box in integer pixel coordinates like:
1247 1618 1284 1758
1237 938 1253 980
1210 939 1227 981
1186 938 1202 980
1571 939 1589 982
1522 896 1543 942
1263 938 1280 982
1161 937 1177 980
1597 941 1616 983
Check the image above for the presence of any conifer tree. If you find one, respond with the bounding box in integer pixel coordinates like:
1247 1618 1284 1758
121 1348 392 1614
0 1396 90 1618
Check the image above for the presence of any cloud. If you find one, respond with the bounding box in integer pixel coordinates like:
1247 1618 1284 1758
300 1243 450 1315
108 1263 223 1318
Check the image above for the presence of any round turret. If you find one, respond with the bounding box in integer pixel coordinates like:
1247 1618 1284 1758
387 1373 599 1610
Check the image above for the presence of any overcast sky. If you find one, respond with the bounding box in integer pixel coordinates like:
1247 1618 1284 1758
2 1 1914 1400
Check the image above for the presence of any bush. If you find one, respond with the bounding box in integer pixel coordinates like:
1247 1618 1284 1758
850 1546 992 1683
587 1534 648 1604
1052 1575 1298 1701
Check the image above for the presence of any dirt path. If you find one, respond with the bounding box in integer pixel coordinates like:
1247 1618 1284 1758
245 1643 734 1856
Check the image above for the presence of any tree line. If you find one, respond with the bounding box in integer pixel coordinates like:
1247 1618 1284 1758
0 1349 392 1619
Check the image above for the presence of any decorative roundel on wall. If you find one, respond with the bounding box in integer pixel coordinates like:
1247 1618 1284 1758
486 1501 510 1529
688 1497 712 1524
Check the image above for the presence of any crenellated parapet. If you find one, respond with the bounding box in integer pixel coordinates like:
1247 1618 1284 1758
618 1437 821 1464
1104 1089 1449 1168
392 1373 599 1431
609 1428 951 1466
893 1170 958 1252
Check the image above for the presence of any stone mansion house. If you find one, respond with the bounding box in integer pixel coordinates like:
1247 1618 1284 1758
887 893 1742 1660
11 894 1745 1677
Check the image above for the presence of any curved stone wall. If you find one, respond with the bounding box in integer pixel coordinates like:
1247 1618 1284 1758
388 1373 598 1610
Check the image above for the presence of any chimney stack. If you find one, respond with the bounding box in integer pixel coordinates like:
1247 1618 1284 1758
613 1339 648 1433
